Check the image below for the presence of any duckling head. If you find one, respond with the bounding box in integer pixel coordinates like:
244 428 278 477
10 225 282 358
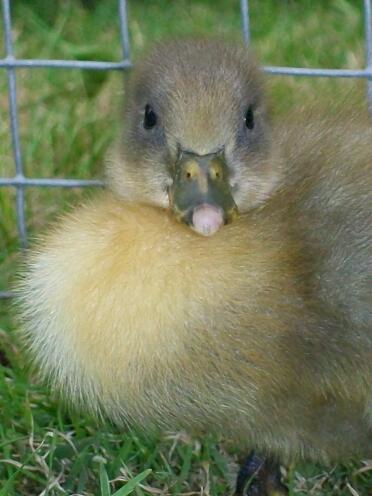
106 39 280 235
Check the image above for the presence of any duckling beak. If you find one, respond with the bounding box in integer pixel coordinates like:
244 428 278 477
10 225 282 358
169 149 238 236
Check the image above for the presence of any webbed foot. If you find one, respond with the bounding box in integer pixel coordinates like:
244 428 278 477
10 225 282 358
234 452 288 496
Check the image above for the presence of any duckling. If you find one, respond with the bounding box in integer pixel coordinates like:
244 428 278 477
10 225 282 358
17 40 372 495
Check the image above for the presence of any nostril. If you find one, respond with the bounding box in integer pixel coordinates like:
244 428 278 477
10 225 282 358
210 167 222 181
183 161 199 180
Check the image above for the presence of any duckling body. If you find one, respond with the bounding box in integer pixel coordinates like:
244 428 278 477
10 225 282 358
20 148 372 462
18 40 371 480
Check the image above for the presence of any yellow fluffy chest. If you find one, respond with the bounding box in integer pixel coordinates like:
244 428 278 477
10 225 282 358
25 200 256 396
22 196 295 425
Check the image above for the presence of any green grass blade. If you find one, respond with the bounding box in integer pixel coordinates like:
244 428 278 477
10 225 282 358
99 463 111 496
111 469 152 496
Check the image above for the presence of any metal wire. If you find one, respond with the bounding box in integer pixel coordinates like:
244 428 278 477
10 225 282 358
0 59 132 70
2 0 26 252
0 0 371 299
365 0 372 113
240 0 250 45
240 0 372 82
0 0 130 299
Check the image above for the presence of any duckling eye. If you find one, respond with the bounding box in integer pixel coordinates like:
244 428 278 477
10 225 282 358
245 106 254 130
144 104 157 129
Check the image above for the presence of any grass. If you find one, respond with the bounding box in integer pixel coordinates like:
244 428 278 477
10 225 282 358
0 0 371 494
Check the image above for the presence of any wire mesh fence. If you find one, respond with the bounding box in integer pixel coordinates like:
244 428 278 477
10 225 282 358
1 0 372 299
